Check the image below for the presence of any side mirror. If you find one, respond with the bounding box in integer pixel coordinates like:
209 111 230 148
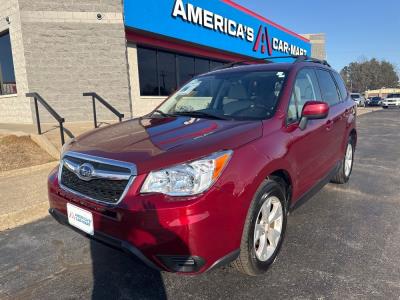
299 101 329 130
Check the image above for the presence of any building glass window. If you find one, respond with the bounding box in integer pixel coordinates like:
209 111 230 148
137 46 225 97
137 48 158 96
210 61 224 71
177 55 195 86
158 51 176 96
195 58 210 76
0 31 17 96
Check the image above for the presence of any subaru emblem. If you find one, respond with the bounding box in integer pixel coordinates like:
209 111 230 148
78 163 95 181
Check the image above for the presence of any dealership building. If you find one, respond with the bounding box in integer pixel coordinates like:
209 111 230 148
0 0 325 124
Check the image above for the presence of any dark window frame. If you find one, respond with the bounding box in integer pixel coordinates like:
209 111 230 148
0 30 17 96
137 46 226 97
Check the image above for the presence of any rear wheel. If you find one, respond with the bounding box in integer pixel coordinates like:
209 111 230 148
233 179 287 276
331 137 354 184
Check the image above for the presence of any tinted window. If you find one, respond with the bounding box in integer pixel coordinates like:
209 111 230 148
138 48 158 96
177 55 195 86
158 51 177 96
0 31 17 95
210 61 225 70
195 58 210 75
287 69 321 123
137 47 226 96
316 70 341 106
332 72 348 99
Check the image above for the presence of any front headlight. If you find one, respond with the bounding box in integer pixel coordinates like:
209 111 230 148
141 150 233 196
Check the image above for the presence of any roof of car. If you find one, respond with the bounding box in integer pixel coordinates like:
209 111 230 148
204 61 330 77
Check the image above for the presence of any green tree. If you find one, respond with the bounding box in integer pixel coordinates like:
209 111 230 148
340 59 399 92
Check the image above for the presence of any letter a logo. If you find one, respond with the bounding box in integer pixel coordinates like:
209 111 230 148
253 25 273 56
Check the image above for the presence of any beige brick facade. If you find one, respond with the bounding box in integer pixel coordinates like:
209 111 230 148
0 0 131 124
0 0 32 123
301 33 326 61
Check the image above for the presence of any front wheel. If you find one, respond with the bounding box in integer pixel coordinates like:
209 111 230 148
331 137 355 184
233 179 287 276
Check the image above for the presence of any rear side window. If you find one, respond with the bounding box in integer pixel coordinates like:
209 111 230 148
287 68 321 124
316 69 341 106
332 72 348 100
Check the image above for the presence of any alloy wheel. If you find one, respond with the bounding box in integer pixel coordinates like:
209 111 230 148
344 143 353 177
253 196 283 262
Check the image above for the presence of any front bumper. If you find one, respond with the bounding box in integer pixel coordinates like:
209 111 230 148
48 167 241 274
49 207 162 270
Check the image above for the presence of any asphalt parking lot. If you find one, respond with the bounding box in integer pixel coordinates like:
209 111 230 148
1 109 400 300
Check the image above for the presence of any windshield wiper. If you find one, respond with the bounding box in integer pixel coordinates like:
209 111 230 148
173 111 232 120
150 110 177 118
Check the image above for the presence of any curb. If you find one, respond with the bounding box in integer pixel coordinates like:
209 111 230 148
0 202 49 232
0 161 58 178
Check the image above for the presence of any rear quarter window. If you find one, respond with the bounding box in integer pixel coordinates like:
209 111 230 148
332 72 348 100
316 69 341 106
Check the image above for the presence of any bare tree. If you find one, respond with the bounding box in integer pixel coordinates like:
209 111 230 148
340 59 399 92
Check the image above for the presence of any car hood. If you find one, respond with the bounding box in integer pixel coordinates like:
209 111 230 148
66 116 262 174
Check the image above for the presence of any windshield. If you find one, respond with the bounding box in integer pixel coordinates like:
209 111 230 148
372 97 381 100
387 94 400 98
156 71 287 121
351 94 360 99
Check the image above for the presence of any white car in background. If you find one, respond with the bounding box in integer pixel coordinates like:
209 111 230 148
382 94 400 108
351 93 366 107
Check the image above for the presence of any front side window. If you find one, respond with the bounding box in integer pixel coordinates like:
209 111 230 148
0 31 17 96
287 68 321 124
316 69 341 106
157 71 287 121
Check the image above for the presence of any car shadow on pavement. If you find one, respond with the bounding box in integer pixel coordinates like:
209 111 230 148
90 201 189 300
90 240 167 300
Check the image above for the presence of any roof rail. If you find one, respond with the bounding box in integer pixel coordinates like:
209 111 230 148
212 55 331 71
294 55 331 67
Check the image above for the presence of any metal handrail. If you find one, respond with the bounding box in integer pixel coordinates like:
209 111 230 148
26 92 66 145
83 92 124 128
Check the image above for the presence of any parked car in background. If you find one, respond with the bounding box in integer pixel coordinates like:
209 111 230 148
382 94 400 108
47 58 357 276
368 96 383 107
351 93 366 107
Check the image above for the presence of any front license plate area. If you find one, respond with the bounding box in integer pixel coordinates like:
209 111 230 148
67 203 94 235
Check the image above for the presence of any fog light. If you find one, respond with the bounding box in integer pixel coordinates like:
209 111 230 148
157 255 205 273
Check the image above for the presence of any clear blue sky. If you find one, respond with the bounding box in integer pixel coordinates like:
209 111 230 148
235 0 400 73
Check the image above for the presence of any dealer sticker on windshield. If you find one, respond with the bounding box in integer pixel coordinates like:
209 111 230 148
67 203 94 235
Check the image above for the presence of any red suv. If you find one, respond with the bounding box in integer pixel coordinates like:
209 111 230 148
48 57 357 276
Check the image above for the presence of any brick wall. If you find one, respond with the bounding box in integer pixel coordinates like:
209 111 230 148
0 0 32 124
17 0 131 123
301 33 326 61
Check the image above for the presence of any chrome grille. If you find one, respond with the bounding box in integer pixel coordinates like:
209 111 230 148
59 152 136 205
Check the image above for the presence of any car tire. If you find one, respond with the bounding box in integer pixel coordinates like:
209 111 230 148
383 106 388 109
233 179 287 276
331 136 355 184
